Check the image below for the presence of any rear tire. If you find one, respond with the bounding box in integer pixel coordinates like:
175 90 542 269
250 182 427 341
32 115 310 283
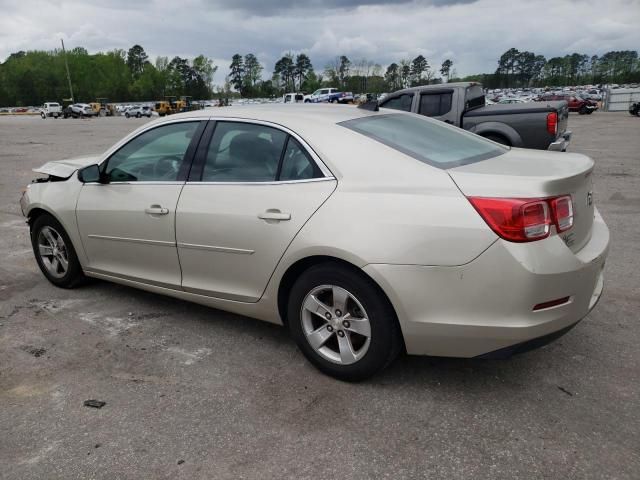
125 113 130 118
136 113 141 118
287 262 402 381
31 214 86 288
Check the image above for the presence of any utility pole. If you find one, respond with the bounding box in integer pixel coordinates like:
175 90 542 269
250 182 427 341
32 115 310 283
61 39 74 102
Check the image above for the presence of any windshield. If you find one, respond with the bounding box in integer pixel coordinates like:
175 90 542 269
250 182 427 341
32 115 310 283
339 113 507 169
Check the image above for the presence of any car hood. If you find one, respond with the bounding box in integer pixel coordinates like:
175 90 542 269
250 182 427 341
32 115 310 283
33 154 101 178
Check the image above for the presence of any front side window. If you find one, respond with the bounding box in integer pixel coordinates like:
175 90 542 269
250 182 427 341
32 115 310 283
419 93 453 117
380 94 414 112
339 113 506 169
202 122 287 182
104 121 200 182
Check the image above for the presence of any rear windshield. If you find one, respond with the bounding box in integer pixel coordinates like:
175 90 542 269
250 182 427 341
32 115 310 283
339 113 506 168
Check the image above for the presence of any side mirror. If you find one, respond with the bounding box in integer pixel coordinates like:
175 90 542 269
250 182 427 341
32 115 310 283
77 164 102 183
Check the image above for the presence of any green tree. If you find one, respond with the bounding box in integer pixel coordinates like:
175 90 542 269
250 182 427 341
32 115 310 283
229 54 245 93
126 44 149 79
384 63 400 91
243 53 263 96
274 54 295 92
410 55 429 85
294 53 313 90
399 59 411 88
440 59 453 82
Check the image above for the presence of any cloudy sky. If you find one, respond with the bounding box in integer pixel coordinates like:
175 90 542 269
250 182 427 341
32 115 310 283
1 0 639 82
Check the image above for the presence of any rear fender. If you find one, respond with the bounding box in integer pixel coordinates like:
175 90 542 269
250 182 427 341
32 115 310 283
469 122 522 147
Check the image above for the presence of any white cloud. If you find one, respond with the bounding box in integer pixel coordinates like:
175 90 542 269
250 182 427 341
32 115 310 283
0 0 638 83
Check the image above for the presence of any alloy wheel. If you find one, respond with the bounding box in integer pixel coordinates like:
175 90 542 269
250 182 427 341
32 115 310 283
301 285 372 365
37 226 69 279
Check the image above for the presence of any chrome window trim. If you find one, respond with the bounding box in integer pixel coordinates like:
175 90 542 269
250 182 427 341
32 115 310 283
97 117 206 166
82 181 186 186
205 116 334 178
184 177 335 186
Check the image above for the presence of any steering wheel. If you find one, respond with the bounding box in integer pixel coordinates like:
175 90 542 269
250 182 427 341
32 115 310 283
153 155 182 180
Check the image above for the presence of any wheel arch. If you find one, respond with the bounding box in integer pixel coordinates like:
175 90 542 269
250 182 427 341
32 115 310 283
471 121 521 147
276 255 403 349
27 206 61 230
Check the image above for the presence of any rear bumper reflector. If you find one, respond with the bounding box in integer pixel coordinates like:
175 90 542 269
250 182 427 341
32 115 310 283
533 296 571 311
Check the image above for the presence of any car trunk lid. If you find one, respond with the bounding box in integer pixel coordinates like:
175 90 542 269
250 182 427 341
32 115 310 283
448 148 595 252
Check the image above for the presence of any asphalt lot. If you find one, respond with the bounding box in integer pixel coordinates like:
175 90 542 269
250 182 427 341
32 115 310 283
1 112 639 479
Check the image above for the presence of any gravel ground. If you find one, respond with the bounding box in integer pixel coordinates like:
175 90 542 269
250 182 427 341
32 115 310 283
0 113 639 479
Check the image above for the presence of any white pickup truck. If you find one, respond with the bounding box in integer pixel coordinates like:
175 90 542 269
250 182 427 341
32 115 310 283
40 102 62 119
304 88 354 104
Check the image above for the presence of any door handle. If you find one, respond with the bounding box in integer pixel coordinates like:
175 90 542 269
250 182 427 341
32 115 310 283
258 210 291 221
145 205 169 215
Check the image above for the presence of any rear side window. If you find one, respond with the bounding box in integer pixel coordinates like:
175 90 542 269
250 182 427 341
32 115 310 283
339 113 506 169
419 93 452 117
380 94 413 112
279 138 322 181
202 122 287 182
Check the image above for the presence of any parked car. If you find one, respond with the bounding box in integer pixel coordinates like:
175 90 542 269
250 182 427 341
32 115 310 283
125 105 152 118
379 82 572 151
497 98 528 104
64 103 96 118
283 93 305 103
537 93 598 115
304 88 354 104
40 102 62 119
20 105 608 380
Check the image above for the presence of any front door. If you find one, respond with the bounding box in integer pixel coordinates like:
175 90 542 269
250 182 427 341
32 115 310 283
176 120 336 302
76 120 204 288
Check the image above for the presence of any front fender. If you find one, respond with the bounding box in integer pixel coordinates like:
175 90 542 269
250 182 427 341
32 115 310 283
22 179 88 267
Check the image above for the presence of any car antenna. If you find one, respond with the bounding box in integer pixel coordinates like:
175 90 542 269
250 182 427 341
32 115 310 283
358 100 379 112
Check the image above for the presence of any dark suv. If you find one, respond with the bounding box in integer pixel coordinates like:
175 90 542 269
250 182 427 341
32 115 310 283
536 93 597 115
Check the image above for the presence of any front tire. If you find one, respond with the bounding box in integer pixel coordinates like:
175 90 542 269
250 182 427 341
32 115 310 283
287 263 402 381
31 214 86 288
125 113 130 118
136 112 141 118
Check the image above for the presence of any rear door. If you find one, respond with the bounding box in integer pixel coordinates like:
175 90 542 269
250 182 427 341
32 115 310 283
176 120 336 302
416 89 457 124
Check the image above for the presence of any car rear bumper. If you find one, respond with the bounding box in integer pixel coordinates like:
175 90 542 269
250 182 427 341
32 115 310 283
548 130 572 152
363 208 609 358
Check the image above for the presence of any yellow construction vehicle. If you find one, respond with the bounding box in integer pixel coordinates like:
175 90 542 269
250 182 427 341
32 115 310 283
154 97 176 116
89 98 115 116
154 96 203 116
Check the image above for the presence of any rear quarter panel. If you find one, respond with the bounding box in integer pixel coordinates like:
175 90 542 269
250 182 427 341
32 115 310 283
274 128 497 268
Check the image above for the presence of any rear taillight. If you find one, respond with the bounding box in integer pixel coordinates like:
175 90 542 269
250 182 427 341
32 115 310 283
468 195 574 243
550 195 573 232
546 112 558 136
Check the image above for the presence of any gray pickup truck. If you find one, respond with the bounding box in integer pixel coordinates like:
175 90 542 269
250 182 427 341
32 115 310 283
379 82 572 151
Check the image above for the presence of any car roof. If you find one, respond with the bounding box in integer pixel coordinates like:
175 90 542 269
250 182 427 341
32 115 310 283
149 104 422 180
167 104 377 127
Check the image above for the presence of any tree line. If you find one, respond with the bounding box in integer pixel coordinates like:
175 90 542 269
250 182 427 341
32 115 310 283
1 44 639 106
462 48 640 89
0 45 216 107
225 52 455 98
